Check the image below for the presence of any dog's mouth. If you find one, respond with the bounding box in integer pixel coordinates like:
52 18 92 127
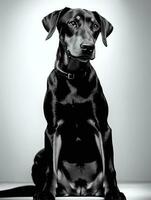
67 50 95 62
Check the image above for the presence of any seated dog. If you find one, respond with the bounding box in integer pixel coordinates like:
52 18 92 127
32 7 126 200
0 7 126 200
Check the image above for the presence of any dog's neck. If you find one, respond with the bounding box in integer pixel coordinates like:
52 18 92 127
55 42 90 73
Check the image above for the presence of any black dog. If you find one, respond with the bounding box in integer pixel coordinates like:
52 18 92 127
0 7 126 200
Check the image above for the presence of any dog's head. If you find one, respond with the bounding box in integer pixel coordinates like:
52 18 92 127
42 7 113 62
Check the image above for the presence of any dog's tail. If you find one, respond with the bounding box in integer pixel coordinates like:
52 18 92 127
0 185 35 198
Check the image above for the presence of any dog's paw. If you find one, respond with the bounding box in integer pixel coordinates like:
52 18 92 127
105 191 126 200
33 192 55 200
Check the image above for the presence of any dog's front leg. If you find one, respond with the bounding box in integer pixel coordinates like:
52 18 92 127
102 127 118 192
53 124 62 178
44 121 63 199
102 127 126 200
87 120 126 200
87 119 105 179
35 121 63 200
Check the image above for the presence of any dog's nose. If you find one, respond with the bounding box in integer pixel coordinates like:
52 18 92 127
80 43 95 53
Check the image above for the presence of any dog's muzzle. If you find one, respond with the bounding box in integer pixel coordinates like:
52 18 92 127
80 43 95 54
67 48 95 62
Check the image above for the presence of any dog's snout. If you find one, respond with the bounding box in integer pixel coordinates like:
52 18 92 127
80 43 95 53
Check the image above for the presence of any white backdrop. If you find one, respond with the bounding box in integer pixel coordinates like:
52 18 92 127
0 0 151 183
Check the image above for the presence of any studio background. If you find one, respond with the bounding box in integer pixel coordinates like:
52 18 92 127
0 0 150 183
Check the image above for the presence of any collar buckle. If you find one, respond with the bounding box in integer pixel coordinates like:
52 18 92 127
68 73 75 79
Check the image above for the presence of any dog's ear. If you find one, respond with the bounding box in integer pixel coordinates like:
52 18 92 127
93 12 113 47
42 7 70 40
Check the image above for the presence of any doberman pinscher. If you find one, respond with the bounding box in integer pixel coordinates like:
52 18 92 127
0 7 126 200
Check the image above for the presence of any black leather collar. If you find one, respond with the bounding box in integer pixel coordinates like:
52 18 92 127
55 65 87 80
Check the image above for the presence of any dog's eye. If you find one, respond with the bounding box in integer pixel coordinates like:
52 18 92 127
68 21 78 28
93 23 99 30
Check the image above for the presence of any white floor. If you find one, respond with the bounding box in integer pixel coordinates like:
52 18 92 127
0 183 150 200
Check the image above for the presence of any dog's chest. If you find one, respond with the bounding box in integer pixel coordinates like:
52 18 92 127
61 84 85 104
55 80 95 120
56 80 94 105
